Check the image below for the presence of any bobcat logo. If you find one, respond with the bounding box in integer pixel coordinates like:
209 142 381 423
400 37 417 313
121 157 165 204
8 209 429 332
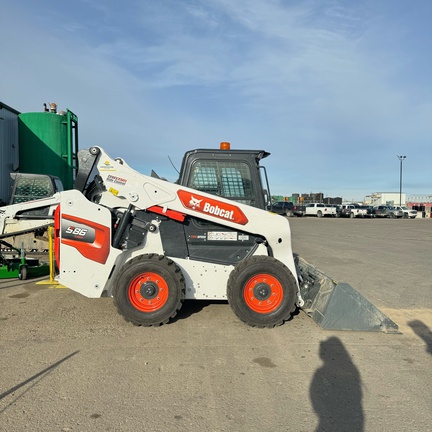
177 189 249 225
189 196 202 209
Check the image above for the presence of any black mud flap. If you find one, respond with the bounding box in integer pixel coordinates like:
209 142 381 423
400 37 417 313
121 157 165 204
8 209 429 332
296 256 400 333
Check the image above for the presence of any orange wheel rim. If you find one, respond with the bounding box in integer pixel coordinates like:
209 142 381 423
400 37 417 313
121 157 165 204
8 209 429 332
244 273 283 314
128 272 169 312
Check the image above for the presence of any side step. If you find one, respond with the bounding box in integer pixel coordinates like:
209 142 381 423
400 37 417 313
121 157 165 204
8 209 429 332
296 256 399 333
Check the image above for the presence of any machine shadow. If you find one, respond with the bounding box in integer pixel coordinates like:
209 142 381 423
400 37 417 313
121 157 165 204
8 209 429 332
310 337 364 432
171 300 228 322
172 300 299 324
408 320 432 355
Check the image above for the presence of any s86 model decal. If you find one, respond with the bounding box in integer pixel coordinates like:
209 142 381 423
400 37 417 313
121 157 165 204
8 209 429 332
60 214 111 264
62 222 96 243
177 190 249 225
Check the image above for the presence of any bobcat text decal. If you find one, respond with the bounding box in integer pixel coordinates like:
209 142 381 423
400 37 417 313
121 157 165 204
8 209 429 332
177 190 248 225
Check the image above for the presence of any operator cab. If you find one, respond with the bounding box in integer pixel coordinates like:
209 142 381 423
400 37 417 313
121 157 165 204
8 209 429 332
177 142 272 210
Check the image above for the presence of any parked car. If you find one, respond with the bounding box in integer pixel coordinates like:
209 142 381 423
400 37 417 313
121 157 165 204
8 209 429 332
292 204 305 217
304 203 337 217
272 201 305 217
373 205 390 217
394 206 418 219
336 205 352 218
337 204 368 218
386 206 404 218
362 205 375 218
271 201 294 216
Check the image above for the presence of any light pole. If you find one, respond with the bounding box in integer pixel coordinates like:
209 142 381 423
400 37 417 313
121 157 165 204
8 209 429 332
397 155 406 206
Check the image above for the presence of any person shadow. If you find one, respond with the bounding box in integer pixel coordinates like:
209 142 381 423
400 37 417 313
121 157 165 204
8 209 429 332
408 320 432 355
310 337 364 432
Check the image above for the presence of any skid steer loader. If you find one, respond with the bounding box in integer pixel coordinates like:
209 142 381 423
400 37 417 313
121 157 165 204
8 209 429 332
1 143 398 331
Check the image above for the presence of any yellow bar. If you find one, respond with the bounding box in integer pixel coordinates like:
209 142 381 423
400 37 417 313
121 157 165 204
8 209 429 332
36 225 66 288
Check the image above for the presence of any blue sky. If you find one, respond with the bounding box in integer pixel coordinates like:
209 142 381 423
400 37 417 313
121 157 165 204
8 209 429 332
1 0 431 201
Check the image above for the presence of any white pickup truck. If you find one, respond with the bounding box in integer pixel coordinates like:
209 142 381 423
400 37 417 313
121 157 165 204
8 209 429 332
338 204 368 218
394 206 418 219
304 203 337 218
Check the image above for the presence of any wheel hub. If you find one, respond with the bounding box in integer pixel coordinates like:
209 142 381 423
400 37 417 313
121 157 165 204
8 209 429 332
244 273 284 314
141 281 158 299
254 283 271 300
128 272 169 312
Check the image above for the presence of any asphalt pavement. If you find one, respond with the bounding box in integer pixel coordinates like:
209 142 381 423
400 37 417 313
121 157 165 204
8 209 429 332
1 217 431 432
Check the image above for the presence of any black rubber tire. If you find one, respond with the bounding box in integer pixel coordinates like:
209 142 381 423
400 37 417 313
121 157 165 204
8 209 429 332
19 265 28 280
317 210 323 218
227 256 297 328
113 254 185 326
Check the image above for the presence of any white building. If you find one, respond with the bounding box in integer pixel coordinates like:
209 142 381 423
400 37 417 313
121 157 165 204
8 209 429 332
364 192 406 207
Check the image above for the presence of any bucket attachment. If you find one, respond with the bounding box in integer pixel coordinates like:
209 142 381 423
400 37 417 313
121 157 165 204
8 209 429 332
296 256 399 333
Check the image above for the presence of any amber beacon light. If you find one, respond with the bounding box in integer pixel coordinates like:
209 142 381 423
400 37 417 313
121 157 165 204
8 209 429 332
220 142 231 150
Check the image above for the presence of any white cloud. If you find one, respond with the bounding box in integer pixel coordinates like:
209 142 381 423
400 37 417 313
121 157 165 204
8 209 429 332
1 0 430 198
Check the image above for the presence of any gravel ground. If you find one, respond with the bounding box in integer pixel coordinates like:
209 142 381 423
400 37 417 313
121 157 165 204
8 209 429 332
1 217 431 432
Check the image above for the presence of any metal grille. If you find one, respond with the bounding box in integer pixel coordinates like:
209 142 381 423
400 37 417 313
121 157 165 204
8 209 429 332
221 167 249 197
12 177 54 204
191 162 219 195
189 161 254 205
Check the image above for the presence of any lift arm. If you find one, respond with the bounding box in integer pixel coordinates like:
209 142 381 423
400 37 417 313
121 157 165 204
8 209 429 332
0 195 60 239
